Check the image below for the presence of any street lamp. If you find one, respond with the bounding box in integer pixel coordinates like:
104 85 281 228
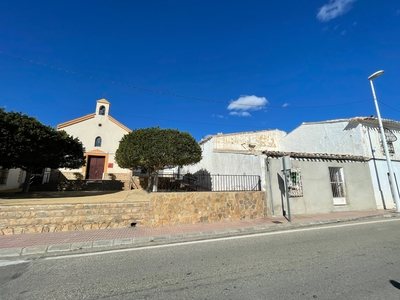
368 70 400 212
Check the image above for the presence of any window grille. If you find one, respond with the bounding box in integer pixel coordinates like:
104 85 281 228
379 127 396 155
288 169 303 197
380 140 395 155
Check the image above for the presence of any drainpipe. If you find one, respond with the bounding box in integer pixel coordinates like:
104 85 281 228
367 127 386 209
264 155 275 215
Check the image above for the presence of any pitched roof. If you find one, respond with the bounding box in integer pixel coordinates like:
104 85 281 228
109 116 131 132
57 113 95 129
57 113 131 132
97 98 110 104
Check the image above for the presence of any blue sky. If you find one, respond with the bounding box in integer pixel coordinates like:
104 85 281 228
1 0 400 140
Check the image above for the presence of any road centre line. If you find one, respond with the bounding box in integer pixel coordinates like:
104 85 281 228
44 218 400 261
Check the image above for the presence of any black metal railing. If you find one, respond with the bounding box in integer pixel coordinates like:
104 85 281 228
155 173 261 192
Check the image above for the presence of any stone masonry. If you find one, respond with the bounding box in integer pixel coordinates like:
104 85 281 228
0 191 265 235
149 191 265 226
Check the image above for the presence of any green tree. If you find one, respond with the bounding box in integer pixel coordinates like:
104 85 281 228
115 127 202 191
0 108 85 192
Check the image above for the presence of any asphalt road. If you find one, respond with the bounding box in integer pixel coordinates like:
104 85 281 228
1 218 400 300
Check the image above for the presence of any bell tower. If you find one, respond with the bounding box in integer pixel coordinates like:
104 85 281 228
95 98 110 117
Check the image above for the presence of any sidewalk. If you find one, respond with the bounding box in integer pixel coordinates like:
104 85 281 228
0 210 397 258
0 190 148 205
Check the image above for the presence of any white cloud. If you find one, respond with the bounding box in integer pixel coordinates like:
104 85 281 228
317 0 356 22
229 111 251 117
282 103 290 108
212 114 225 119
227 95 268 117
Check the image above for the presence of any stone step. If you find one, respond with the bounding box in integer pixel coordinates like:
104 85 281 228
0 212 147 225
0 201 152 235
0 201 150 212
0 206 150 219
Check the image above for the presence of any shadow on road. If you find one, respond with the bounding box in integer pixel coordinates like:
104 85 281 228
389 280 400 290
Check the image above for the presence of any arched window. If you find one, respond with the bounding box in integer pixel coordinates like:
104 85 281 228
95 136 102 147
99 105 106 115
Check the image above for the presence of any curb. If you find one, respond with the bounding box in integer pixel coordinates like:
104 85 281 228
0 213 398 259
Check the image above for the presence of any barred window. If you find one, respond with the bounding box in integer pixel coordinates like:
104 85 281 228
380 127 396 155
288 169 303 197
0 168 9 185
381 140 395 155
329 167 347 205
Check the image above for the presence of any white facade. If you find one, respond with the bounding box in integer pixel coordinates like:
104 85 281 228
281 117 400 209
180 130 286 192
57 99 132 180
0 168 26 192
264 152 377 215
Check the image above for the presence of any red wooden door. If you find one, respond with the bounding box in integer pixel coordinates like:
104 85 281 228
87 156 105 179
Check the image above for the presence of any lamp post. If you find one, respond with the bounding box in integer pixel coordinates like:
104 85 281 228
368 70 400 212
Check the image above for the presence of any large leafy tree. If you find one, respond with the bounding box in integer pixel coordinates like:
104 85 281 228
115 127 202 191
0 108 85 191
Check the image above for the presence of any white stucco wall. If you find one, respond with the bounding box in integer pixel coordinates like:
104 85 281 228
0 168 25 191
61 116 127 156
369 160 400 210
178 130 289 192
180 138 266 191
267 157 376 215
282 121 367 156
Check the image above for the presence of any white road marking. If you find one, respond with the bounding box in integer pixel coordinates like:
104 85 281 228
44 217 400 261
0 260 29 267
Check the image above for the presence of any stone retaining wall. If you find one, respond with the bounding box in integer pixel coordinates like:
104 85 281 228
149 191 265 226
0 191 266 235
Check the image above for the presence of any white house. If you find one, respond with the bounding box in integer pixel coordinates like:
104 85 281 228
263 150 376 216
281 117 400 210
57 99 132 183
177 127 379 216
178 129 287 191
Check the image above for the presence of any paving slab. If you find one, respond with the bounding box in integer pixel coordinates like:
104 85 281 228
22 245 47 255
113 238 133 246
0 247 22 257
92 240 113 248
47 243 71 253
71 241 93 250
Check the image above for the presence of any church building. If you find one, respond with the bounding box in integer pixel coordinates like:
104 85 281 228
57 99 132 183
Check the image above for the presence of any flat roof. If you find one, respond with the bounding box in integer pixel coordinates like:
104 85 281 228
302 116 400 127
